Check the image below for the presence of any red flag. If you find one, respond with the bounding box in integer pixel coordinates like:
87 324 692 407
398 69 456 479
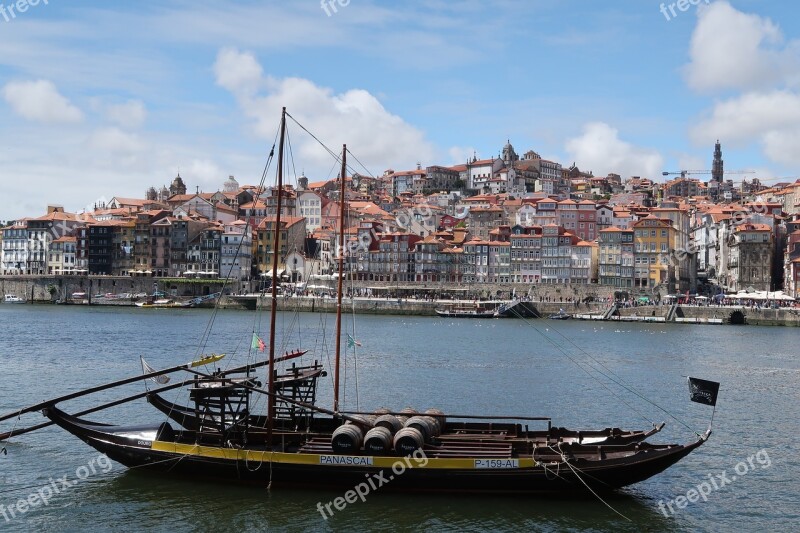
258 337 266 352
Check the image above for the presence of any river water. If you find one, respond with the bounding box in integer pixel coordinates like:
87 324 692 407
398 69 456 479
0 304 797 532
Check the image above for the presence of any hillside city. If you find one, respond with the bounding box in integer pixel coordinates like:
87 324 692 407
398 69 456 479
2 140 799 299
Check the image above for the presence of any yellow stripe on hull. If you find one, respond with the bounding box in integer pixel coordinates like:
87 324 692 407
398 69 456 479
150 441 537 469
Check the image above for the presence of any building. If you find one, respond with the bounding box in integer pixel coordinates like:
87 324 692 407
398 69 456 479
664 177 704 199
468 206 505 241
599 227 635 288
727 223 773 292
48 236 77 275
256 216 307 277
1 220 29 275
220 220 252 281
357 232 420 282
462 240 490 283
632 216 675 289
148 216 206 278
297 190 324 231
571 241 597 285
184 224 221 277
87 222 115 275
540 225 576 284
413 235 447 282
596 204 613 232
510 233 542 284
425 165 461 191
576 200 598 241
110 219 135 276
24 210 84 275
132 210 170 276
487 241 511 283
785 228 800 298
466 157 504 192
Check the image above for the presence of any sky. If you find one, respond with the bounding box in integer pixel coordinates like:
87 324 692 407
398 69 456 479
1 0 799 221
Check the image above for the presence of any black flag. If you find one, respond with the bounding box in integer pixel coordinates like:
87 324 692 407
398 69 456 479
688 377 720 406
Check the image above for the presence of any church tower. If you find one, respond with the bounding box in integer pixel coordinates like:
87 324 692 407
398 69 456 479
170 173 187 196
711 140 723 183
501 140 519 166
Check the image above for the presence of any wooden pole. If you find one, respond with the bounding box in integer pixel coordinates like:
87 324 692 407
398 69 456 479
266 107 286 441
333 144 346 412
0 355 222 425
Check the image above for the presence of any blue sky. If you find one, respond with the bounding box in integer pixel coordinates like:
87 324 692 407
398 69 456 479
1 0 799 220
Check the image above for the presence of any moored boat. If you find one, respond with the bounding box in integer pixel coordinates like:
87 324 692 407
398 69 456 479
435 303 498 318
135 298 194 309
548 309 572 320
3 294 25 304
44 403 707 493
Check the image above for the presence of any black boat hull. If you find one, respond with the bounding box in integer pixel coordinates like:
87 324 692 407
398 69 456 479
45 406 705 494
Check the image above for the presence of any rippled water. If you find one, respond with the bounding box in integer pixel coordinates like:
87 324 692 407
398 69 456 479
0 305 797 532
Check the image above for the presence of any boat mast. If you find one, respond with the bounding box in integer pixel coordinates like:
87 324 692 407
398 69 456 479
333 144 346 412
266 107 286 440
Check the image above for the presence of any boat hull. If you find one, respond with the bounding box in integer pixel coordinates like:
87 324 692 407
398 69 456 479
45 406 704 494
435 309 497 318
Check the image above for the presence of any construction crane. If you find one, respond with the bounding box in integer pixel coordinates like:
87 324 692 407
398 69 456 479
661 170 753 179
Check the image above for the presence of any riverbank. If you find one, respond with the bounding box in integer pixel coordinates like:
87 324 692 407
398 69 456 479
3 275 799 325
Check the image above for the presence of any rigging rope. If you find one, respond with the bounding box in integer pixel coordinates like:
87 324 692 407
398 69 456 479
507 303 695 433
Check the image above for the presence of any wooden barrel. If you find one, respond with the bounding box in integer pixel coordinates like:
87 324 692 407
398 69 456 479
397 407 417 425
405 415 439 442
363 426 393 454
393 426 424 455
331 424 363 454
374 414 403 434
424 408 446 433
346 414 375 430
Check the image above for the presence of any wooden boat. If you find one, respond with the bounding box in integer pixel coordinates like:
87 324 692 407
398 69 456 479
8 108 714 498
3 294 25 304
45 404 707 493
435 303 497 318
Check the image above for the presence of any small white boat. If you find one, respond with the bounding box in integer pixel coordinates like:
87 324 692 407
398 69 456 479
3 295 26 304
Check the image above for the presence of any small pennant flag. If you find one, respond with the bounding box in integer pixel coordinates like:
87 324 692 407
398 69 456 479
347 334 362 348
688 377 720 406
140 357 170 384
252 333 266 352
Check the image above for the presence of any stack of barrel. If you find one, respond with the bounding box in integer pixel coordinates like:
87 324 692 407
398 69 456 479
330 407 446 455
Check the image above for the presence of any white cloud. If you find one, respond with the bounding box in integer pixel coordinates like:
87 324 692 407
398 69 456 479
214 47 264 96
684 1 799 92
186 159 224 185
2 80 83 123
106 100 146 128
88 127 146 155
690 90 800 167
213 48 435 177
762 129 800 167
690 90 800 144
564 122 663 179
